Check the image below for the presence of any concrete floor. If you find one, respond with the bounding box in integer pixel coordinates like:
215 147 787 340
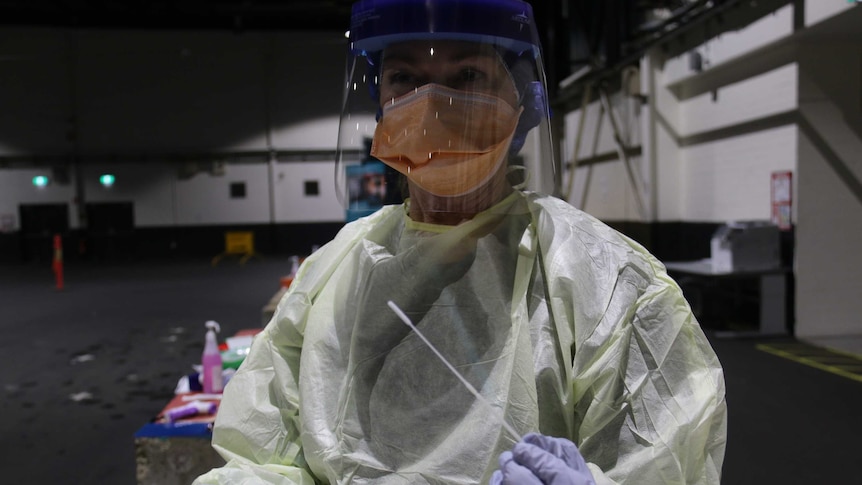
1 257 288 485
804 335 862 355
2 257 861 484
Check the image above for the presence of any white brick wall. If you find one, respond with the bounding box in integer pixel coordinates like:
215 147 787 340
81 163 175 226
174 163 271 225
679 64 797 136
662 5 794 84
797 134 862 337
704 5 794 67
681 125 797 221
570 158 643 220
673 63 798 222
0 160 347 229
795 42 862 338
273 161 344 223
562 93 647 220
563 57 799 223
655 120 684 220
562 99 619 163
0 169 79 229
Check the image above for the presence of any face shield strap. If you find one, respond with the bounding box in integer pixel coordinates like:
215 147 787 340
497 49 547 156
510 81 546 155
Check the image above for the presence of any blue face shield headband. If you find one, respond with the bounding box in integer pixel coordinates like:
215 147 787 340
348 0 549 155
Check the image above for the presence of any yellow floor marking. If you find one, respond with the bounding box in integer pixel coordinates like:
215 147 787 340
756 343 862 383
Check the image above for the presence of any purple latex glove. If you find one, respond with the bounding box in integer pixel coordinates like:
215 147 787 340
489 433 596 485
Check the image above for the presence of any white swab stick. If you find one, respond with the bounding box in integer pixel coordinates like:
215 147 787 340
386 300 522 441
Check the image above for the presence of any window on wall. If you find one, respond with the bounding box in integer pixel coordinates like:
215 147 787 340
305 180 320 196
230 182 246 199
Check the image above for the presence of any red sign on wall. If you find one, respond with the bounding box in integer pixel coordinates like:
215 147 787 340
771 171 793 230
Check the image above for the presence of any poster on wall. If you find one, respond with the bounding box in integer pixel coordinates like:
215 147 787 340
771 171 793 230
345 162 388 222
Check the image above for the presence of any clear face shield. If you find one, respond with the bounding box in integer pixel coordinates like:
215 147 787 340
336 0 555 219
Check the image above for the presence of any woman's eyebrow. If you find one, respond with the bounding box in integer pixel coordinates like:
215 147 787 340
381 50 419 66
451 53 485 63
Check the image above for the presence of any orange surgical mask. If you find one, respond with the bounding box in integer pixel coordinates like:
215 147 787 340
371 83 522 197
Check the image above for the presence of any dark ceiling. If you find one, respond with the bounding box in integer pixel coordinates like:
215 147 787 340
0 1 357 32
0 0 791 100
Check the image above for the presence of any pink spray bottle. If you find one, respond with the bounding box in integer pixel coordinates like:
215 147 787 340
201 320 224 394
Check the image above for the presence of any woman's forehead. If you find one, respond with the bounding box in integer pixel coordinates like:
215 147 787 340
382 40 502 66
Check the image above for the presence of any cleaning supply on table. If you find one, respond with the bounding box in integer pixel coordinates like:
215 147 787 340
202 320 224 394
221 334 253 370
280 255 302 289
165 400 218 422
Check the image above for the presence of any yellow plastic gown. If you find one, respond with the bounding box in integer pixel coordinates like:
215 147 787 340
194 192 727 485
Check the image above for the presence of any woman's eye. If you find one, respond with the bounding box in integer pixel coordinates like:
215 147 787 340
389 71 415 86
460 68 484 83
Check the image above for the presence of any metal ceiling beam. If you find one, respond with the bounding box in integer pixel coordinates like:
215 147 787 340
554 0 794 110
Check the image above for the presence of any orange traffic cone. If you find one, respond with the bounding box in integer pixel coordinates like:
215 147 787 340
53 234 64 290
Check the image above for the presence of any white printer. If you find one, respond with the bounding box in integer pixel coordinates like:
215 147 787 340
710 221 782 273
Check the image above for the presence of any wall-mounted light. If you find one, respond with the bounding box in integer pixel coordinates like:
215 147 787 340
99 174 116 187
32 175 49 187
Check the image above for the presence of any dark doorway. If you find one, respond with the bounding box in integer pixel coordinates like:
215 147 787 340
85 202 135 260
18 203 69 262
87 202 134 232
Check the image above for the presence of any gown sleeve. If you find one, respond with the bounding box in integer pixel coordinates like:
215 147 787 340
193 208 398 484
192 259 321 484
535 196 727 485
573 261 727 485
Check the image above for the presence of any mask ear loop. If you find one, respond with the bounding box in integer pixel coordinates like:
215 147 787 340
508 164 530 191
